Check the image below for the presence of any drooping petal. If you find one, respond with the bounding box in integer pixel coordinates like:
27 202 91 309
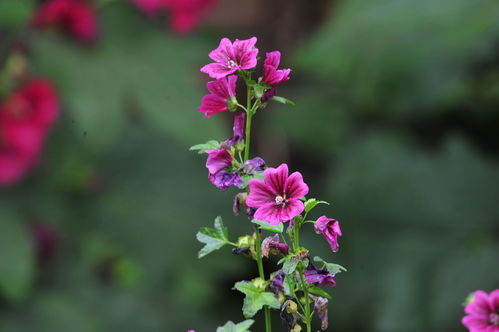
198 94 227 117
280 199 304 222
200 62 237 79
226 75 238 96
263 163 288 194
253 203 284 225
284 171 309 200
209 170 241 190
246 179 275 208
242 157 265 174
205 149 232 174
206 77 231 98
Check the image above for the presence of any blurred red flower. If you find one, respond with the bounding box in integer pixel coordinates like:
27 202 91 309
132 0 219 34
0 79 59 186
33 0 98 43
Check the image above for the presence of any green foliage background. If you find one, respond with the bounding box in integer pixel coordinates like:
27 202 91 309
0 0 498 331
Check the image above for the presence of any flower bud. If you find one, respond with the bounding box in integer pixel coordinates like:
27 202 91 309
237 235 253 248
252 277 266 291
291 324 302 332
285 300 298 314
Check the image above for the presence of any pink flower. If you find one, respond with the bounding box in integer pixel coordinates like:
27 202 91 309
198 75 237 118
315 216 342 252
246 164 309 225
33 0 98 43
462 289 499 332
132 0 218 34
0 79 59 186
263 51 291 86
200 37 258 79
262 51 291 102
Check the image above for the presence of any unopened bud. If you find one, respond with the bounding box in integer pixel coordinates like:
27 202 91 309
285 300 298 314
291 324 302 332
252 278 266 291
237 235 253 248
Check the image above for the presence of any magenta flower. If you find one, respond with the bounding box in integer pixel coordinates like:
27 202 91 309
262 51 291 102
246 164 309 225
33 0 98 43
462 289 499 332
205 149 232 174
315 216 342 252
199 75 237 118
200 37 258 79
263 51 291 85
209 170 242 190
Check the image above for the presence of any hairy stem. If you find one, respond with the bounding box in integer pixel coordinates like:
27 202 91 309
255 227 272 332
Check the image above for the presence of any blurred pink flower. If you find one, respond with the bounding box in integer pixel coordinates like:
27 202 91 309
199 75 237 118
246 164 309 225
315 216 342 252
462 289 499 332
0 79 59 186
200 37 258 79
132 0 219 34
33 0 98 43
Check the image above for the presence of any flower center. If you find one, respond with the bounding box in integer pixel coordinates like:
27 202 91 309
227 59 238 69
490 313 499 326
275 195 287 206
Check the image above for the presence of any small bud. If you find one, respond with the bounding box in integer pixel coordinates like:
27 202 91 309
291 324 302 332
252 277 266 291
237 235 253 248
277 292 285 304
228 96 238 112
285 300 298 314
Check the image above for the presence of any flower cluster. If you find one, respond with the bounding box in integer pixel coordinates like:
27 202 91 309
132 0 219 34
33 0 98 43
191 37 344 332
462 289 499 332
0 79 59 186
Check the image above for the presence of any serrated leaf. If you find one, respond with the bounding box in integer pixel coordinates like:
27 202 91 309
196 216 230 258
283 274 296 296
234 281 281 318
272 96 296 105
189 140 220 154
251 219 283 233
304 198 330 213
216 319 254 332
308 286 332 300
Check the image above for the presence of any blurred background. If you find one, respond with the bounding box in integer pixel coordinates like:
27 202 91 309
0 0 498 331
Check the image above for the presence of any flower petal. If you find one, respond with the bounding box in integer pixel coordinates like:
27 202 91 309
465 291 491 316
246 179 275 208
254 203 284 225
264 163 288 194
281 199 304 221
208 37 234 63
206 77 230 98
198 94 227 117
284 171 309 199
200 63 237 79
264 51 281 68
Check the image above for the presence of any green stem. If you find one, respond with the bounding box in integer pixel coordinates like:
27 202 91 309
293 219 312 332
255 227 272 332
244 109 253 161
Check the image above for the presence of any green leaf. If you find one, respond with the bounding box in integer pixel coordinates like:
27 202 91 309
271 96 296 105
234 281 281 318
282 256 299 275
189 140 220 154
240 171 264 189
253 85 267 99
314 256 347 274
304 198 330 213
0 211 34 302
251 219 283 233
196 216 230 258
216 319 254 332
283 274 297 296
308 286 332 300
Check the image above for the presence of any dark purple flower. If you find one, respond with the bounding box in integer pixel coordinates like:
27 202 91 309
30 222 59 266
269 270 285 294
242 157 265 174
261 234 289 258
310 295 329 330
209 170 242 190
304 264 337 287
233 192 247 216
205 149 232 174
315 216 342 252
